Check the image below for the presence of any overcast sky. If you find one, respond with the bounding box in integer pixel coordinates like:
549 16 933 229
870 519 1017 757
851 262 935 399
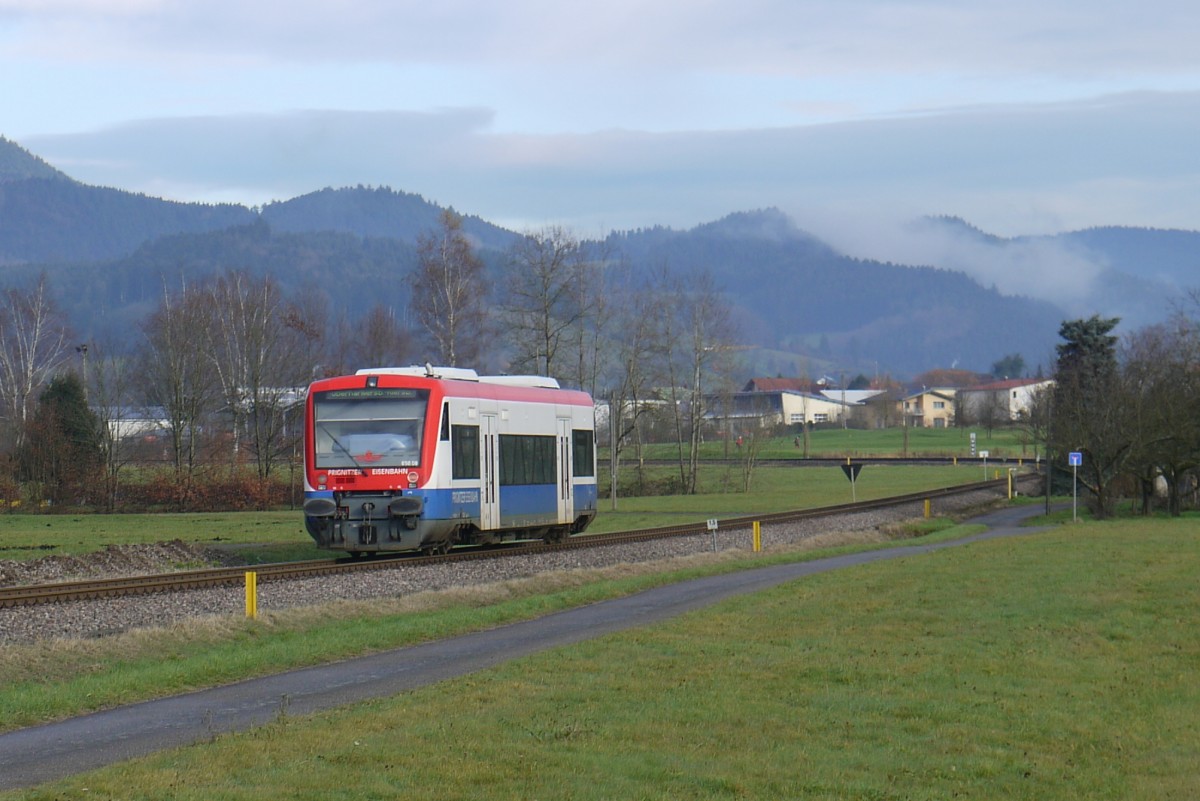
3 0 1200 252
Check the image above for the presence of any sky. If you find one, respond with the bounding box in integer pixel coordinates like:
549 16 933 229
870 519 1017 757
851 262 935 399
3 0 1200 262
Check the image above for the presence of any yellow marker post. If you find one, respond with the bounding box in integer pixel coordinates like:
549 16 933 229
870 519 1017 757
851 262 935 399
245 571 258 620
753 521 762 552
924 498 931 519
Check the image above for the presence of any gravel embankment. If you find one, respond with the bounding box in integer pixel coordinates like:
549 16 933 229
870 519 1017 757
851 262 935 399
0 489 1005 645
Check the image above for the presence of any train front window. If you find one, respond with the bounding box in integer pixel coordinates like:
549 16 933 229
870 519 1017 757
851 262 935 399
313 388 430 469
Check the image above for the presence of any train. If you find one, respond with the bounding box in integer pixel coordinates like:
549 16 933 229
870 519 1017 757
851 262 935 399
302 365 598 555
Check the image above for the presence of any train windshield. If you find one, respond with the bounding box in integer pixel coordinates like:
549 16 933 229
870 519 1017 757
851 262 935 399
312 387 430 469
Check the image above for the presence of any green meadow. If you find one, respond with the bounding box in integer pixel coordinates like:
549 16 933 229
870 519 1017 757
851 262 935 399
0 462 992 562
3 515 1197 799
636 424 1035 460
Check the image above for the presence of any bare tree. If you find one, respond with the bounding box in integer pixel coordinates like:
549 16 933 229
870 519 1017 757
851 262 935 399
601 267 669 505
738 426 767 493
412 210 489 367
0 274 70 450
976 390 1009 435
87 343 138 512
205 272 315 481
349 304 412 370
658 268 737 495
138 281 218 504
500 226 599 380
561 241 612 396
1123 318 1200 516
1015 384 1052 463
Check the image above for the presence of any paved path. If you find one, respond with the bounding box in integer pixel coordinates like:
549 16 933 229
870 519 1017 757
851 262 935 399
0 504 1052 790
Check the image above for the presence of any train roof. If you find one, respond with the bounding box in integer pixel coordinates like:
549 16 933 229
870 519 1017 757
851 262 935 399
354 365 561 389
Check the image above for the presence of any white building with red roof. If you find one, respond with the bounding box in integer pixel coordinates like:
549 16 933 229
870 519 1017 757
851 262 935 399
957 378 1054 424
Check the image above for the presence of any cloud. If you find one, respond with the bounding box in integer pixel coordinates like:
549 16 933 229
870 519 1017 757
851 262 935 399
8 0 1200 81
24 90 1200 241
33 108 499 201
804 211 1109 312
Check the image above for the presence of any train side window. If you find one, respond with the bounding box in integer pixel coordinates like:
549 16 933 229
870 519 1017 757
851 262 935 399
440 402 450 441
499 434 555 485
452 425 480 479
572 430 595 477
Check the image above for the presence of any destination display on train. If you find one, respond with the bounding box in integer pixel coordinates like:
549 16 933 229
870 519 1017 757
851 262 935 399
319 388 422 400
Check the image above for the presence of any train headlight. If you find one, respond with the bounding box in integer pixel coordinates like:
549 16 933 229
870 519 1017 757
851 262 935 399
304 498 337 517
389 497 423 516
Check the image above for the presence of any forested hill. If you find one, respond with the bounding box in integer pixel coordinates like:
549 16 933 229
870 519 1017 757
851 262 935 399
606 210 1065 374
17 220 421 347
261 187 519 252
0 178 257 264
0 136 68 183
0 135 515 265
0 138 255 264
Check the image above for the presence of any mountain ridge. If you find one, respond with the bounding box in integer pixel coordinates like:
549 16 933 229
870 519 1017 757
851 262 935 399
0 135 1192 378
0 136 69 184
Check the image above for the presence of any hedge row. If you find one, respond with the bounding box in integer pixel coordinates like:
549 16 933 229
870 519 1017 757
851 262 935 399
1 469 301 513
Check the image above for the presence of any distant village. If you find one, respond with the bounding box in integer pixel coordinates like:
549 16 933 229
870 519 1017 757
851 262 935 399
712 374 1052 431
108 374 1050 447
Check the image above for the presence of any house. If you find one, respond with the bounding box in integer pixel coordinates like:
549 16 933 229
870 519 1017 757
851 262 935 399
781 391 854 426
958 378 1054 424
901 388 957 428
705 390 853 429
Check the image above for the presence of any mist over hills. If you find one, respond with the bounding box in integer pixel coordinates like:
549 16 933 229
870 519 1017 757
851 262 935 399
604 212 1066 376
867 216 1195 337
0 136 1193 379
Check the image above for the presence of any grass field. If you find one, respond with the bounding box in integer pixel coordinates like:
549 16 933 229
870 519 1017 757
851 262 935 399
2 514 1196 799
0 464 994 562
629 425 1037 460
0 510 316 563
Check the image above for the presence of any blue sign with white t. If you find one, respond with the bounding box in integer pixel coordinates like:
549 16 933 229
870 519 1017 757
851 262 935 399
1068 452 1082 467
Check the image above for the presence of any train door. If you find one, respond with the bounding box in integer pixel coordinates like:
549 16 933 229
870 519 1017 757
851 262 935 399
480 413 500 530
556 417 573 524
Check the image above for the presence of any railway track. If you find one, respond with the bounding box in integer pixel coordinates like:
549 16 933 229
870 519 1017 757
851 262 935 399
604 455 1041 468
0 475 1035 609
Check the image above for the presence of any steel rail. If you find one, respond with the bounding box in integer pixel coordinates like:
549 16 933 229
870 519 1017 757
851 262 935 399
0 474 1035 609
602 455 1041 468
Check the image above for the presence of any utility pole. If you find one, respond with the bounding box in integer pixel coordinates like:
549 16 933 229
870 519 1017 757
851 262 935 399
841 372 847 429
75 344 89 401
609 391 619 511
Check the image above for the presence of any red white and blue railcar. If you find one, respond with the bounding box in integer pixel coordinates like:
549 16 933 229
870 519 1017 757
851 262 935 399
302 366 598 555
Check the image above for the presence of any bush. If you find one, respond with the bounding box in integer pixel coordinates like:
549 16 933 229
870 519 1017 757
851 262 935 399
32 468 293 513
